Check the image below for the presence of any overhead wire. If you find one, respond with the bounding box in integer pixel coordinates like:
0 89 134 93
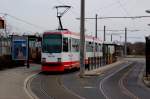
0 12 47 30
96 1 121 14
114 0 140 34
7 14 47 30
94 0 147 39
96 0 129 16
116 0 132 17
55 0 79 16
48 0 148 37
6 21 33 33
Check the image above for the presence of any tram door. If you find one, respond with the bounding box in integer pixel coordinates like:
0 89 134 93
63 37 72 64
69 38 73 65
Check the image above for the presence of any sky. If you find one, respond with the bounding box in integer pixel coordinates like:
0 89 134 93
0 0 150 43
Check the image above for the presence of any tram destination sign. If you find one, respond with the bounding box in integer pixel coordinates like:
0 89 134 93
12 35 28 60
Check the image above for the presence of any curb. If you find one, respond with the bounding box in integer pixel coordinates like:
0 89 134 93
143 76 150 87
84 60 125 76
24 72 40 99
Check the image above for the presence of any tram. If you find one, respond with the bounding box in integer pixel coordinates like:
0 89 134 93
41 30 103 72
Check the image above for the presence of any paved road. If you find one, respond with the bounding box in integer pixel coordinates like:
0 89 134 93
99 62 135 99
122 61 150 99
30 72 82 99
98 59 150 99
62 61 132 99
30 58 150 99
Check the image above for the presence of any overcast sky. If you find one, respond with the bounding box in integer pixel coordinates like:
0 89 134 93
0 0 150 42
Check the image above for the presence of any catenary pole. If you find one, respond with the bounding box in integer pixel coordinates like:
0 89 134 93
111 34 113 42
95 14 98 38
124 27 127 57
79 0 85 77
104 26 106 41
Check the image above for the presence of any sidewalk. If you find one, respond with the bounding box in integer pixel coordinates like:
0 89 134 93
0 64 41 99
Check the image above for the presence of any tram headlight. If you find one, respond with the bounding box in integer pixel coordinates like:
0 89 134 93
41 58 46 63
57 58 61 62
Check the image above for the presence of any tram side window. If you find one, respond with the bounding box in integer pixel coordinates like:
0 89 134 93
72 38 79 52
99 44 102 52
63 38 68 52
86 41 90 52
86 41 93 52
95 43 98 52
69 39 71 52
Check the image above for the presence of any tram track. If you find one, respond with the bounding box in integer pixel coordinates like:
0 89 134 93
99 62 137 99
27 59 149 99
28 61 132 99
29 72 82 99
39 76 54 99
25 72 54 99
118 64 139 99
99 60 150 99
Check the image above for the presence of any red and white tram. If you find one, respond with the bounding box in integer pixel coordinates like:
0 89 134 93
41 30 103 72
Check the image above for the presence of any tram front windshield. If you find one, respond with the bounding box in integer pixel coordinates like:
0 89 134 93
42 34 62 53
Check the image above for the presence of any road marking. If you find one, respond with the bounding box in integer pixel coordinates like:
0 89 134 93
99 62 133 99
24 73 40 99
83 86 95 89
60 77 86 99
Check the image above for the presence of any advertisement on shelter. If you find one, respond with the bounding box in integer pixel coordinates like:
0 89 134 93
12 36 28 60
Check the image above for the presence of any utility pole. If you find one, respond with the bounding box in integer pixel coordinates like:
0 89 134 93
79 0 85 77
124 27 127 57
104 26 106 41
95 14 98 38
111 34 113 42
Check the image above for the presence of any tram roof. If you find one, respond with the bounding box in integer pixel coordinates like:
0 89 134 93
103 41 115 45
43 29 102 42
